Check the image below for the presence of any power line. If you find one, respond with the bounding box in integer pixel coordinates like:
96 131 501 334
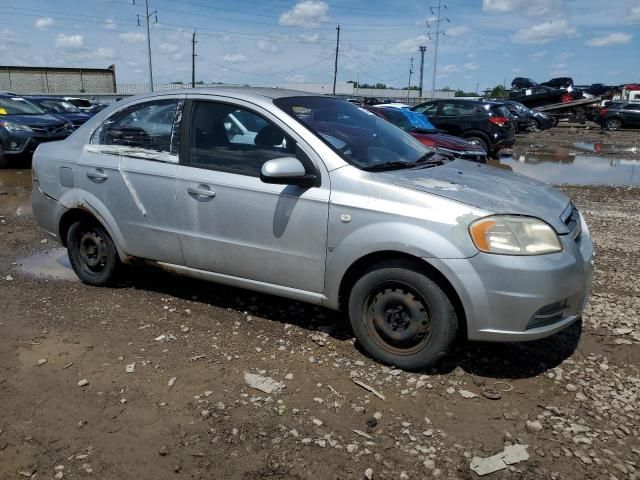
427 0 450 98
133 0 157 92
339 52 408 85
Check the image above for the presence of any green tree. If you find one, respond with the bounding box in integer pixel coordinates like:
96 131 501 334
488 84 509 98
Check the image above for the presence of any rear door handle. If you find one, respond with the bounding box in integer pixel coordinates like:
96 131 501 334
87 169 108 182
187 185 216 200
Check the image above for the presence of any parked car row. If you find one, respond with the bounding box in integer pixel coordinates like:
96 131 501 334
0 94 104 167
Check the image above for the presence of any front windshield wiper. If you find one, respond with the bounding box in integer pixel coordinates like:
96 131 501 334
362 161 416 172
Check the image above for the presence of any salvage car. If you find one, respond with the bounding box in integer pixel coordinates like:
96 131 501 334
31 88 593 370
365 105 487 162
411 99 515 156
25 96 94 130
0 94 73 168
597 102 640 130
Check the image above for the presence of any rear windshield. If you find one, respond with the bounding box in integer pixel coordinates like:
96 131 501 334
35 99 81 113
0 97 46 115
274 96 433 170
377 108 437 132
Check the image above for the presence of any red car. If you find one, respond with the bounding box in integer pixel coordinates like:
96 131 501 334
365 106 487 163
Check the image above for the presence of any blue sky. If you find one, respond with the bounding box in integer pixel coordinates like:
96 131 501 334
0 0 639 91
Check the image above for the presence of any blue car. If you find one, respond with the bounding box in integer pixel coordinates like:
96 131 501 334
25 96 94 130
0 94 73 168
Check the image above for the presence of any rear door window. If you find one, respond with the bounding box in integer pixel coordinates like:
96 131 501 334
413 102 439 116
92 99 182 157
440 102 478 117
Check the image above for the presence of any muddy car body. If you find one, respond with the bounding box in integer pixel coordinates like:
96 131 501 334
31 88 594 369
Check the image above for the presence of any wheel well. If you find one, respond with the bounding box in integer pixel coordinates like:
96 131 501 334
338 251 467 334
58 209 100 247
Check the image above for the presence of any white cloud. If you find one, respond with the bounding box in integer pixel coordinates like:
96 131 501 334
530 50 548 59
279 1 328 27
222 53 248 63
55 34 84 49
438 64 459 77
118 32 146 44
159 42 179 54
513 19 577 44
286 74 307 83
586 32 632 47
464 62 478 70
298 33 320 43
446 26 470 37
256 39 279 53
104 18 117 30
34 18 53 29
482 0 560 17
627 6 640 23
94 47 115 60
384 35 428 55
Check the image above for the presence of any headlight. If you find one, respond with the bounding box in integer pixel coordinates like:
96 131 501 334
0 121 33 133
469 215 562 255
64 122 74 131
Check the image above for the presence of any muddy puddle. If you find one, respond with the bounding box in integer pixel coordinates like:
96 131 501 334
16 248 78 282
494 153 640 186
0 169 32 188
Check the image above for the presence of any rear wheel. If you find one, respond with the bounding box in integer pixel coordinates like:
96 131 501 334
348 262 458 370
605 118 622 131
66 219 122 286
463 135 489 154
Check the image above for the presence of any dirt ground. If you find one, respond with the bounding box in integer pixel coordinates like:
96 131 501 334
1 162 639 479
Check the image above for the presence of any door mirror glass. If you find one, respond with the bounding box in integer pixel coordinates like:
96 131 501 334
260 157 316 187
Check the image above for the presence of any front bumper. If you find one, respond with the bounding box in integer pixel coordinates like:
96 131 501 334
428 214 593 342
3 134 69 156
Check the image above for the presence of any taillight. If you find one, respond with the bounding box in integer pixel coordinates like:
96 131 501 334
489 116 509 127
599 108 608 117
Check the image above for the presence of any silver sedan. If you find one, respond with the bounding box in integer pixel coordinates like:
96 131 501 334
31 88 593 370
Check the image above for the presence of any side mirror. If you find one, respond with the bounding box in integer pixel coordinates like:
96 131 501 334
260 157 317 187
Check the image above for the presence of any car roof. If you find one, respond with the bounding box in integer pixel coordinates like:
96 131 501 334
24 96 67 101
119 87 320 103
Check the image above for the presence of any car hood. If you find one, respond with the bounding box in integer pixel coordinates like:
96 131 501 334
412 131 485 153
3 114 66 127
53 112 92 123
373 159 572 234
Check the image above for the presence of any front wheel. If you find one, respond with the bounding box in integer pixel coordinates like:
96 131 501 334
605 118 622 131
464 136 488 154
348 263 458 370
66 219 122 286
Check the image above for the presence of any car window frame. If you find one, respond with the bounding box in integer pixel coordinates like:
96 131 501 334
88 96 185 164
180 98 321 184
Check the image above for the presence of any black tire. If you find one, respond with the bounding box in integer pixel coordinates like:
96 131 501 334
348 261 458 370
605 118 622 131
0 145 8 169
463 135 489 154
66 219 122 286
551 117 559 128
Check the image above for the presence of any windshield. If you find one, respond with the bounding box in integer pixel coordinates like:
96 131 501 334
274 96 434 170
67 98 92 108
377 107 436 132
0 97 46 115
36 99 81 113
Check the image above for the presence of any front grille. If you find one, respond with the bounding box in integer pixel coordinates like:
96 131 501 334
560 202 582 242
31 125 68 135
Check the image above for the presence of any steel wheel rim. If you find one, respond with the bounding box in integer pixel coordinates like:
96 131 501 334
78 230 108 274
363 281 433 356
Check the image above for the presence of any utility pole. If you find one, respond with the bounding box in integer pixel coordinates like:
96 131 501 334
475 82 480 94
191 30 197 88
332 25 341 96
134 0 157 92
418 45 427 98
406 57 414 102
427 0 449 99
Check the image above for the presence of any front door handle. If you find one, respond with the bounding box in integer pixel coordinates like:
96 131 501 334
187 185 216 200
87 169 108 182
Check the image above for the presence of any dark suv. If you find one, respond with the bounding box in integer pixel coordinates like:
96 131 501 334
0 95 73 168
411 99 515 155
597 102 640 130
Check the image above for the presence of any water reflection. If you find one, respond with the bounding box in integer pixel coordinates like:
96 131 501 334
496 153 640 186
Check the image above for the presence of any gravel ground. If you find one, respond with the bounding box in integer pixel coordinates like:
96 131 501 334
0 174 639 479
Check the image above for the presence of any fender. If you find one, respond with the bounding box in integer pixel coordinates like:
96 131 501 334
57 188 131 262
323 220 477 309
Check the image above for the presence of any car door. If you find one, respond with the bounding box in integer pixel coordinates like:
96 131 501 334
433 101 471 135
622 104 640 126
175 97 330 293
82 96 184 264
